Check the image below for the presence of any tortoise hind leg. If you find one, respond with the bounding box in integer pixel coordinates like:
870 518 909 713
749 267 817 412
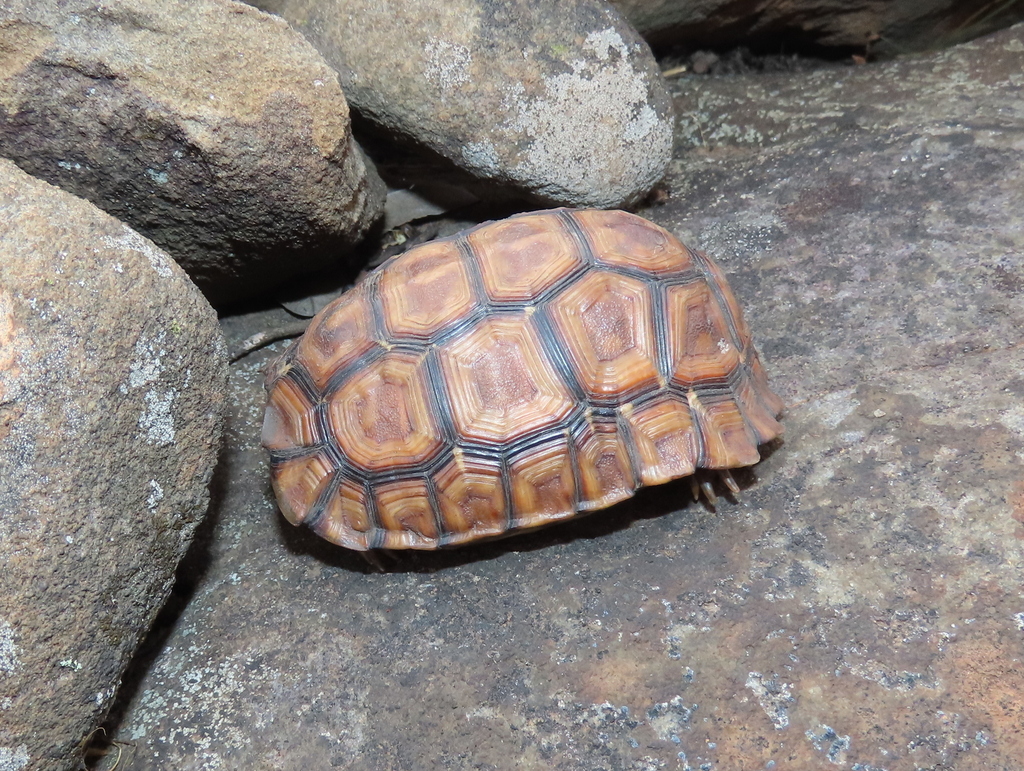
700 478 718 505
688 469 743 507
358 548 402 572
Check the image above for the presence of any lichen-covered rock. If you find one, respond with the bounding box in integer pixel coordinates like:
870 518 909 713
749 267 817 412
0 160 226 771
610 0 1024 55
98 24 1024 771
0 0 384 306
249 0 674 209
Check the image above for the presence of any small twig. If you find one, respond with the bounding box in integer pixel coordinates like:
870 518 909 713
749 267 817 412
81 726 135 771
692 111 708 147
229 320 309 363
106 741 124 771
954 0 1019 35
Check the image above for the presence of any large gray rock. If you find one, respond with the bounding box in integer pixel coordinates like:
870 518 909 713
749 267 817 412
0 0 384 306
0 160 226 771
102 25 1024 771
250 0 675 209
611 0 1024 55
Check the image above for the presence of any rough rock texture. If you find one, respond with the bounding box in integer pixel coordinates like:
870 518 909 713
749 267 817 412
102 25 1023 771
672 32 1024 161
611 0 1024 56
249 0 674 209
0 0 384 306
0 161 226 771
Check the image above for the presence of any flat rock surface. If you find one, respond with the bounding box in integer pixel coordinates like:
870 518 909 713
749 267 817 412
102 26 1024 771
0 161 225 771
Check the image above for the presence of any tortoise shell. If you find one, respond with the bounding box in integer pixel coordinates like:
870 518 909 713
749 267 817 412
262 209 783 550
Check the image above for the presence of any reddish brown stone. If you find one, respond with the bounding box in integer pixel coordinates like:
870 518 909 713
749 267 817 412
0 0 384 305
0 160 224 771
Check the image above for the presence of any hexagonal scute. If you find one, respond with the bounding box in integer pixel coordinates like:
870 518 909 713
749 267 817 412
665 281 742 388
438 314 575 444
572 209 694 276
508 435 576 529
327 352 443 472
270 452 334 526
623 395 699 486
467 212 582 302
574 419 636 511
295 288 377 389
375 477 440 549
433 453 507 546
379 239 477 340
686 390 761 469
312 478 373 551
549 270 660 403
262 376 319 451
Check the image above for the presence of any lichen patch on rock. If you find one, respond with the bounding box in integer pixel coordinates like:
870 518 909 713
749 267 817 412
0 618 20 675
507 28 673 206
422 38 473 89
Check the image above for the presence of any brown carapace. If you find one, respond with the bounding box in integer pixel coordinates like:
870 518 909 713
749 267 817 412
262 209 783 550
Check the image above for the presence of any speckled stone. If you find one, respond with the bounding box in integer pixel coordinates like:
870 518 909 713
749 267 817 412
102 25 1023 771
248 0 674 209
0 0 384 306
0 160 225 771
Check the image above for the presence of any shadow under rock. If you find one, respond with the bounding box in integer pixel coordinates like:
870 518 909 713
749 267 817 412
84 436 231 769
275 442 781 575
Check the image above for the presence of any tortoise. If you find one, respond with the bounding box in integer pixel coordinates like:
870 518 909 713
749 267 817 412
262 208 783 550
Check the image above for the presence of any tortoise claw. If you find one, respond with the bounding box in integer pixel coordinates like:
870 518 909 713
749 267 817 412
359 549 400 572
719 469 740 495
230 320 309 363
